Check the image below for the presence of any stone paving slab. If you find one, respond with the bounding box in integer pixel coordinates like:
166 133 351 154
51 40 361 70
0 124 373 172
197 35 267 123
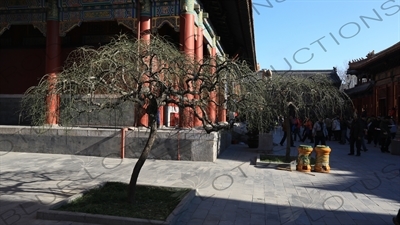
0 129 399 225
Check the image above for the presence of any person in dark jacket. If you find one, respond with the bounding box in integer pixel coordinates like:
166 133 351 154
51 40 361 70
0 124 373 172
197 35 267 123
312 117 328 148
367 115 377 144
372 116 382 147
380 116 392 153
280 116 294 147
340 117 350 144
360 116 368 152
348 115 363 156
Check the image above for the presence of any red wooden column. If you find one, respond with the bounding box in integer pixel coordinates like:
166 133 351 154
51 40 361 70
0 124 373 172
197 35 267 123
194 11 204 127
45 0 61 125
195 25 203 65
138 0 151 127
140 17 151 41
179 0 195 128
207 44 217 123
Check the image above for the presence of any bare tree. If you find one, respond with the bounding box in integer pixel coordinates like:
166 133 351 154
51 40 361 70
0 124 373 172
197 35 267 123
336 60 350 90
21 33 353 202
239 72 353 161
21 34 265 203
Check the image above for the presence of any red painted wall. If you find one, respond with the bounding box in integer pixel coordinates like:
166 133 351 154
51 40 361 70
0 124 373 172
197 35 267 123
0 47 76 94
0 48 46 94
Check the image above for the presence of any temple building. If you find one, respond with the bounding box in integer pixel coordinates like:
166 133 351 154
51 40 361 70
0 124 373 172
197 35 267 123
0 0 256 127
345 42 400 122
270 68 342 88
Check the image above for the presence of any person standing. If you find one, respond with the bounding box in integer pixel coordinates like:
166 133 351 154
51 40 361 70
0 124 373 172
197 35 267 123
332 117 341 141
340 116 350 144
360 116 368 152
373 117 382 147
325 117 332 141
301 117 314 143
389 117 398 139
292 116 302 141
348 115 363 156
380 116 392 153
367 115 377 144
280 116 294 147
312 117 328 147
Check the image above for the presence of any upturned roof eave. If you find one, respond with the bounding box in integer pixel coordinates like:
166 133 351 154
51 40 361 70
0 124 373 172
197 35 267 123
348 41 400 70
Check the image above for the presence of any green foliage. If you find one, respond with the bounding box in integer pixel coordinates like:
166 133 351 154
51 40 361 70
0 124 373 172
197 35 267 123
57 182 190 220
20 34 352 132
20 34 262 132
18 33 351 203
237 73 353 133
260 154 297 163
20 76 49 126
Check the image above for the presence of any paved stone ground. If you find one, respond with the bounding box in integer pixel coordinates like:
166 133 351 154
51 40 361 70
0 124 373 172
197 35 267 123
0 128 399 225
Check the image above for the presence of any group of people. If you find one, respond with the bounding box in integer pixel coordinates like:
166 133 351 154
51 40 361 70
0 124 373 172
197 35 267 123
278 114 399 225
279 113 398 156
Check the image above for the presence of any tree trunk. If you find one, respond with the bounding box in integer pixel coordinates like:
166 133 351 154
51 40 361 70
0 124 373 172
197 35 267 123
285 115 291 161
128 116 158 203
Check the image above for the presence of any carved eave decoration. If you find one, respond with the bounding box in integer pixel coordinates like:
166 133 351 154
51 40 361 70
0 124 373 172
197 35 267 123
59 0 137 36
32 22 47 36
151 16 180 32
0 12 47 36
348 42 400 70
59 21 81 37
117 18 137 32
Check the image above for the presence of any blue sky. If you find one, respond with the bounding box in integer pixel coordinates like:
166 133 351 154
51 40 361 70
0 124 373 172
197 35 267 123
253 0 400 73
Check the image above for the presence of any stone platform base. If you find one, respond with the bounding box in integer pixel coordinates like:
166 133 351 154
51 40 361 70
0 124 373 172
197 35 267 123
0 125 231 162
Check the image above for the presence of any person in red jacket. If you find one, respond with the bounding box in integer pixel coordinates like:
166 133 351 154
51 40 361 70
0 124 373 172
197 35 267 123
292 116 302 141
301 117 314 143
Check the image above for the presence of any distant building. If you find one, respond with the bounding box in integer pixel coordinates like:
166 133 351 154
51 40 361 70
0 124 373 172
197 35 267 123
269 68 342 89
256 69 272 79
341 75 358 90
346 42 400 121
